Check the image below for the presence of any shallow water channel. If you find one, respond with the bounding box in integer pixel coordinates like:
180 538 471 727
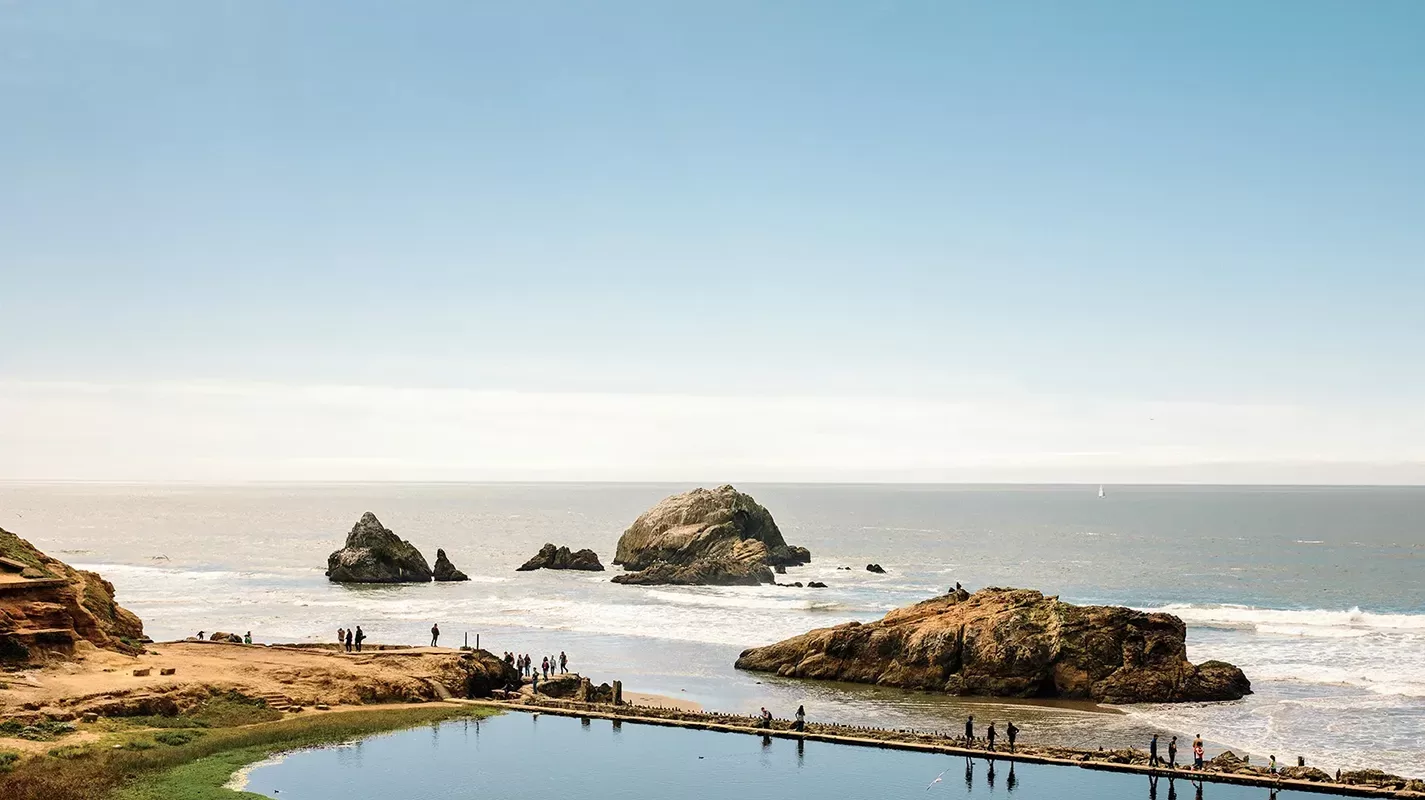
243 712 1345 800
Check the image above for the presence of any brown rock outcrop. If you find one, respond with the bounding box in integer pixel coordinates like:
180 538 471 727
1 526 145 663
517 543 604 572
326 512 433 583
611 485 810 586
734 587 1251 704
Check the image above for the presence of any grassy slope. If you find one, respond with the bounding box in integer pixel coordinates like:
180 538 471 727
0 704 497 800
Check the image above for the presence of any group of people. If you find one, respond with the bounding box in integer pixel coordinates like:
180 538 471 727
1149 733 1208 771
505 651 569 681
963 715 1019 752
757 705 809 732
335 625 366 652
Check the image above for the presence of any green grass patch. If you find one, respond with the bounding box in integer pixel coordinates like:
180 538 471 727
0 704 498 800
124 693 281 731
0 750 18 773
153 730 203 746
0 719 78 741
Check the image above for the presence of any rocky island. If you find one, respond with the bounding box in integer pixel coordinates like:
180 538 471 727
517 543 604 571
326 512 434 583
611 485 811 586
735 587 1250 704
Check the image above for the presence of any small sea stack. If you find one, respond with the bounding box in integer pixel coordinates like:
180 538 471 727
611 485 811 586
517 543 604 572
326 512 433 583
433 549 470 581
735 587 1251 704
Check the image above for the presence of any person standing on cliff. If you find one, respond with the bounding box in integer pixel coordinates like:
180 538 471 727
1006 721 1018 753
337 627 345 649
1168 736 1178 769
430 623 440 648
354 625 365 652
1150 733 1161 767
964 715 974 746
559 651 568 674
345 628 353 653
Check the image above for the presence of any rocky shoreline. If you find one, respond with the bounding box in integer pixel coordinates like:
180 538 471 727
736 587 1251 704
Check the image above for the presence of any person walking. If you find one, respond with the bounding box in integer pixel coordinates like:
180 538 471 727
345 628 354 653
794 705 806 732
964 715 974 747
1006 721 1018 753
1150 733 1160 767
354 625 365 652
1168 736 1178 769
1192 734 1204 770
987 722 997 751
430 623 440 648
559 651 568 674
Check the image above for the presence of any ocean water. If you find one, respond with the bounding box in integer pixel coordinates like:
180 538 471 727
1 482 1421 775
240 712 1341 800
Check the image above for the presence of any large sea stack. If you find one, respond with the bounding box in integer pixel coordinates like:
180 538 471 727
1 526 145 662
326 512 433 583
735 587 1251 704
611 485 810 586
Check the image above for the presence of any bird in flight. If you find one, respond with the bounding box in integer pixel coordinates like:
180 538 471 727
926 770 946 790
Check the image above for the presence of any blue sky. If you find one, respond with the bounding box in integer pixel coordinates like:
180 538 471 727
2 1 1424 481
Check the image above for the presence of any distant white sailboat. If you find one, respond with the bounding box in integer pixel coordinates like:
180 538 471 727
1097 485 1105 498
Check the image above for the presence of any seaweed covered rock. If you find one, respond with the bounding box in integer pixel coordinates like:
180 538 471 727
611 486 809 586
517 543 604 572
735 587 1251 704
326 512 433 583
0 526 145 662
432 549 469 582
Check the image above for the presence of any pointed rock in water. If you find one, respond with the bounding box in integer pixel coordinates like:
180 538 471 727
734 587 1252 704
866 563 886 574
516 543 605 572
611 485 811 586
432 548 469 581
325 512 433 583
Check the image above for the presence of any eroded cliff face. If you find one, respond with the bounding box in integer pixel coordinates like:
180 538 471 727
611 486 810 586
1 526 145 662
735 588 1250 704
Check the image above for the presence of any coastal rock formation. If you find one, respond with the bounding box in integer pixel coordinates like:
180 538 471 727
517 543 605 572
0 526 145 662
326 512 433 583
866 563 886 574
734 587 1251 704
208 631 243 643
432 549 469 581
611 485 810 586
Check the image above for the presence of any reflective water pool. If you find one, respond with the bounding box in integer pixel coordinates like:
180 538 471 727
244 713 1341 800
